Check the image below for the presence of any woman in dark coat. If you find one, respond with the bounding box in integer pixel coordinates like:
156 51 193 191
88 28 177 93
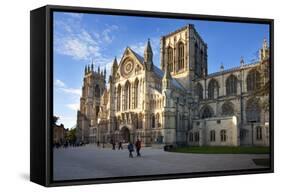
127 142 134 158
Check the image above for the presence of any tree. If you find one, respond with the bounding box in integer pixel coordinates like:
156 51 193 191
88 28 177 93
66 128 77 142
53 116 59 126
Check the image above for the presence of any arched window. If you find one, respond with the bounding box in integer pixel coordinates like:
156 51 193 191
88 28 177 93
256 126 262 140
95 84 100 98
134 79 139 109
167 47 173 72
200 49 204 75
156 113 160 128
178 42 184 71
221 102 234 116
117 85 121 111
151 114 155 128
210 130 216 142
196 83 203 100
189 133 193 142
195 132 200 142
220 130 227 142
208 79 219 99
226 74 238 95
194 43 199 75
124 81 131 110
246 99 261 122
201 105 213 119
247 69 261 92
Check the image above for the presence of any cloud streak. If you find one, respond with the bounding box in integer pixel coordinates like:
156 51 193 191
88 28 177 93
54 14 119 69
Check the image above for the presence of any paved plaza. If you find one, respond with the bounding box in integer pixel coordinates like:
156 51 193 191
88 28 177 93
53 144 269 181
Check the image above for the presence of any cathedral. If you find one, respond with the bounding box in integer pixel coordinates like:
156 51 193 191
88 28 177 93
76 24 270 147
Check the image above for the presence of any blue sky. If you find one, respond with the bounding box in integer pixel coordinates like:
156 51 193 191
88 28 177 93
53 11 269 128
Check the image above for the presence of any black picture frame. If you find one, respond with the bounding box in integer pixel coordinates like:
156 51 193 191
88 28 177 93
30 4 274 187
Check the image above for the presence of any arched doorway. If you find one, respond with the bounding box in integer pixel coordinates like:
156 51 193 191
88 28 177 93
121 127 130 143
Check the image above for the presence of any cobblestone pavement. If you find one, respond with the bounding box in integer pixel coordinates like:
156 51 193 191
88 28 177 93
53 144 269 181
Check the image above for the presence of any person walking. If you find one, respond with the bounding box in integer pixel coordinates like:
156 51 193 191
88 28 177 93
118 141 123 150
135 139 141 157
112 141 116 150
127 142 134 158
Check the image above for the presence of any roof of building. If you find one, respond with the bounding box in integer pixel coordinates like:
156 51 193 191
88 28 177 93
206 61 260 79
129 48 145 64
127 47 186 91
153 65 185 90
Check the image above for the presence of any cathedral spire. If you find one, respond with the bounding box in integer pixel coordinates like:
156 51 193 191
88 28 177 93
144 38 153 71
87 65 90 73
263 37 268 49
220 63 224 72
240 56 244 66
84 65 87 75
91 59 94 72
112 56 118 75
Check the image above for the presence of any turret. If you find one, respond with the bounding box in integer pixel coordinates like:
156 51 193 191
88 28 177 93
240 56 244 66
259 38 269 61
112 57 118 75
220 63 224 72
162 61 172 89
144 38 153 71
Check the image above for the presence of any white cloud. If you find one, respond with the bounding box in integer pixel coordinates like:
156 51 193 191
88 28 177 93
101 25 119 43
55 29 100 61
66 103 80 111
54 79 66 87
61 88 81 96
54 15 119 68
54 80 81 98
63 12 83 19
56 115 77 128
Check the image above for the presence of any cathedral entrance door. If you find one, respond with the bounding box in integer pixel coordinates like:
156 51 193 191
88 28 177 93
121 127 130 143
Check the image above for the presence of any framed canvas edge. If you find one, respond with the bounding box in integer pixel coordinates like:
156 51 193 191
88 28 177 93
30 4 274 187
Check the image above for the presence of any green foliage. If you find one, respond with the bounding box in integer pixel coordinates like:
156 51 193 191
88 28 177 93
66 128 77 141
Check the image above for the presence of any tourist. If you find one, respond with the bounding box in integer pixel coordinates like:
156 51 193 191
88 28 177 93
135 139 141 157
97 140 100 147
127 142 134 158
118 141 123 150
112 141 116 150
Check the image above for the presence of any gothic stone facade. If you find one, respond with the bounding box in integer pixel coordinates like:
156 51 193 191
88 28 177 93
76 24 270 147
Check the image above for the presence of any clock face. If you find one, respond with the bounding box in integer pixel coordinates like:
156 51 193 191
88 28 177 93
121 59 134 77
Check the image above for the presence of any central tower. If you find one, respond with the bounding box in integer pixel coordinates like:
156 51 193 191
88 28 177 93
160 24 208 90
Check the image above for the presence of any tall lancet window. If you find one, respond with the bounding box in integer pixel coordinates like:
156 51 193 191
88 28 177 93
117 85 121 111
226 74 238 96
196 83 203 100
134 79 139 109
124 81 131 110
167 47 173 72
178 42 184 71
208 79 219 99
247 69 261 92
94 84 100 98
